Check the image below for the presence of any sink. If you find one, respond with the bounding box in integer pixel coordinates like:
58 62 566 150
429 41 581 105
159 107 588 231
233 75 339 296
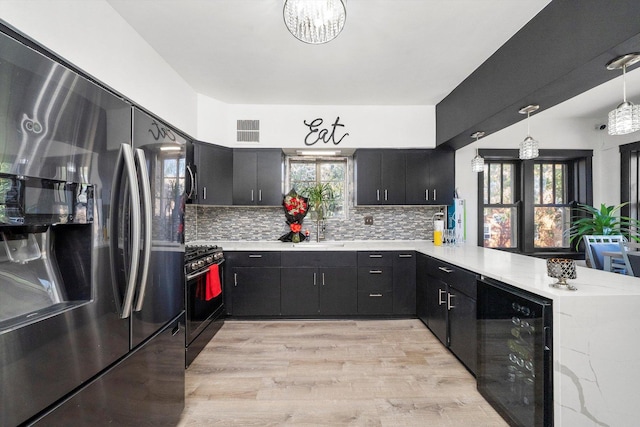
292 242 345 248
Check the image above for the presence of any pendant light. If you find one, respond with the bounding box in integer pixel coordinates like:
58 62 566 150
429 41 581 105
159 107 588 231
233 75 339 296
471 131 485 173
519 104 540 160
606 53 640 135
283 0 347 44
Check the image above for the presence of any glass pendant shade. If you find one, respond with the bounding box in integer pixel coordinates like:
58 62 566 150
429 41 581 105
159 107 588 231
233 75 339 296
608 102 640 135
607 53 640 135
518 105 539 160
283 0 346 44
519 136 539 160
470 131 485 172
471 153 485 172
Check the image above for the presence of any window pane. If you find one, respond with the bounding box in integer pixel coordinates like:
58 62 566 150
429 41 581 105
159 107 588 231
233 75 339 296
502 164 513 204
533 164 541 204
291 162 316 182
164 158 177 177
489 164 502 204
555 164 565 204
483 168 489 204
534 207 570 248
320 162 345 182
542 164 554 204
483 207 517 248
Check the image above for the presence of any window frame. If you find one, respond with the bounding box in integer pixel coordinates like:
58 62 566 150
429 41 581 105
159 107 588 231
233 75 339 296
285 155 350 220
620 140 640 222
477 149 593 255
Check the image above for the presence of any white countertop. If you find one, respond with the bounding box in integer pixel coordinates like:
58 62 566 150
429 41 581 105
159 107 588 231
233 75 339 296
191 239 640 300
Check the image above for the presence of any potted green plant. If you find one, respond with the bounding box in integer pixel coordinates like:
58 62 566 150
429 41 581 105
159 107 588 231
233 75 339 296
301 183 335 221
567 202 640 250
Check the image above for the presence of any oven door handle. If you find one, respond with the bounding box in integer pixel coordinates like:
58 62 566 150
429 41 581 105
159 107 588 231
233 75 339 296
186 259 224 281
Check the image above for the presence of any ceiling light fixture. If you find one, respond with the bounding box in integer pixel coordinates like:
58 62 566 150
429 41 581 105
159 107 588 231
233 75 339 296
606 53 640 135
296 149 341 156
283 0 346 44
519 104 540 160
470 131 485 173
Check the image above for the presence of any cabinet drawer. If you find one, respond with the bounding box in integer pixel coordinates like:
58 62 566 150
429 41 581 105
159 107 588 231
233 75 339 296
357 251 394 267
226 251 281 267
357 290 393 314
427 257 477 299
281 251 356 267
357 267 393 292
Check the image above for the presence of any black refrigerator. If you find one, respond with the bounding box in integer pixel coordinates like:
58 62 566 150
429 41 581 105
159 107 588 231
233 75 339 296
0 25 186 426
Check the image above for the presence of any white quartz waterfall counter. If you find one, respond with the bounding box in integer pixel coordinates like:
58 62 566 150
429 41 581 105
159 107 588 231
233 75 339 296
193 239 640 426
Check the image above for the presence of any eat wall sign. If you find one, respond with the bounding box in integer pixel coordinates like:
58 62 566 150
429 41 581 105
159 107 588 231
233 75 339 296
303 116 349 146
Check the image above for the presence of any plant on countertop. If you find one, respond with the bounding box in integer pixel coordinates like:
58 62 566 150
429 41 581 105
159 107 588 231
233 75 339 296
566 202 640 250
301 183 335 221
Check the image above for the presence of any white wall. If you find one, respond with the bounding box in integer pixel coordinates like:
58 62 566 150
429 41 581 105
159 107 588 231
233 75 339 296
455 114 635 244
197 100 436 149
0 0 198 136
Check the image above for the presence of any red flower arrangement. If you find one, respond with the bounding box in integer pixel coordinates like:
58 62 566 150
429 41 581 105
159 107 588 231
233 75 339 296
279 189 308 243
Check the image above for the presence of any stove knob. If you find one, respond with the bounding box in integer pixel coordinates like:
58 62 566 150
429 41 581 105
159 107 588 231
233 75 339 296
190 262 198 271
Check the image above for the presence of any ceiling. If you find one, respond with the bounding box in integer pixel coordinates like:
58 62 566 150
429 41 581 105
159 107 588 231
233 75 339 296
106 0 552 106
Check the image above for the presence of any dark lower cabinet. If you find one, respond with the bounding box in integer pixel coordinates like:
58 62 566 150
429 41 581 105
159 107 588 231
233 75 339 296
319 267 357 315
393 252 416 314
231 267 281 316
419 255 477 375
281 267 319 316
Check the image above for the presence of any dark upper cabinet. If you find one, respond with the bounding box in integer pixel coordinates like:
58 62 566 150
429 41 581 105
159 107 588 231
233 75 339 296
233 149 283 205
405 148 455 205
194 142 232 205
356 149 454 205
355 150 405 205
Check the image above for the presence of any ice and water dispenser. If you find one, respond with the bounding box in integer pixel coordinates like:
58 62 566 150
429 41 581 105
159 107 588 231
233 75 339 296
0 173 94 331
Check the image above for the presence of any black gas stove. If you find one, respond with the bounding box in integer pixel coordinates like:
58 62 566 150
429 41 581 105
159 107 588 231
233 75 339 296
185 244 224 274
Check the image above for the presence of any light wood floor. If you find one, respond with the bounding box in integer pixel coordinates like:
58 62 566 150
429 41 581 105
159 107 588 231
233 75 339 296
178 319 507 426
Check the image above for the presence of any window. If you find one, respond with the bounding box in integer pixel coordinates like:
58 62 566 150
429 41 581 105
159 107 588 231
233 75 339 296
482 162 518 248
478 149 592 254
287 157 348 218
533 163 570 248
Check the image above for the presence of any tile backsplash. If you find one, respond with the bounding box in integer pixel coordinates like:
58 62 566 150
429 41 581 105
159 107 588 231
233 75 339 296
185 204 445 242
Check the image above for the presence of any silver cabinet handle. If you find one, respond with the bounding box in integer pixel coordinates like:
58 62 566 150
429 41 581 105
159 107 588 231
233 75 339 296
203 186 207 200
251 189 254 202
433 189 437 200
369 270 383 274
384 189 388 201
249 254 262 258
376 189 380 201
438 266 454 273
369 293 383 297
438 288 446 305
133 148 152 312
369 254 383 258
322 272 325 286
258 189 262 202
186 164 196 199
398 254 413 258
234 273 237 287
313 272 317 286
425 189 429 201
447 293 455 310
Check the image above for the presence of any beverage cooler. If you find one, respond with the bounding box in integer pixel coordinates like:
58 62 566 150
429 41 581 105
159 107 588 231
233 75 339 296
477 277 553 427
0 25 187 426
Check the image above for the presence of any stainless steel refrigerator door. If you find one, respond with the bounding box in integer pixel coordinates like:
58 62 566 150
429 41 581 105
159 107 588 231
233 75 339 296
130 108 185 349
0 30 133 426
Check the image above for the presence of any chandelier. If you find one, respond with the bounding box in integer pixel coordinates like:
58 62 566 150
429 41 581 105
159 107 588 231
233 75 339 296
470 131 485 173
518 104 540 160
606 53 640 135
283 0 347 44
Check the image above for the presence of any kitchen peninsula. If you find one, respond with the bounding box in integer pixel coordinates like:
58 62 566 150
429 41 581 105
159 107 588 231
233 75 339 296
196 239 640 427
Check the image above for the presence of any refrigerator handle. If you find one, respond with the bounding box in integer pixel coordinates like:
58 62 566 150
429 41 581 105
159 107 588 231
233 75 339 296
133 148 152 312
109 144 142 319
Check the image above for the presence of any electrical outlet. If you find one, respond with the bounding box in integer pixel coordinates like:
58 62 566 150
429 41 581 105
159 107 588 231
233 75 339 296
364 216 374 225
